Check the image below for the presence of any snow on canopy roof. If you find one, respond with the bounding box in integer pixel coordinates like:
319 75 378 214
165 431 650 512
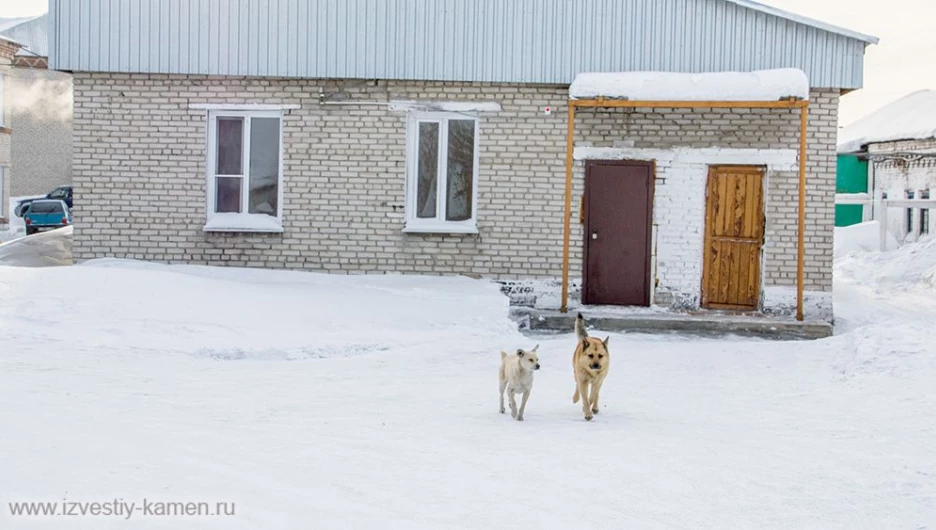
569 68 809 102
837 90 936 154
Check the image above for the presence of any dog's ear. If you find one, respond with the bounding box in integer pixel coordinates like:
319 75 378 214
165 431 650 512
531 344 539 352
581 337 590 351
516 349 524 357
603 336 610 348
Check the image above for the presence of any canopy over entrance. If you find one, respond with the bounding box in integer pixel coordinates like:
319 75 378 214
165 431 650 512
569 68 810 101
561 69 810 321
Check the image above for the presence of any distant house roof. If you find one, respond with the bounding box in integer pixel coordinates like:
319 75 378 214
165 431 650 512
838 91 936 153
0 33 24 50
0 14 48 57
49 0 877 89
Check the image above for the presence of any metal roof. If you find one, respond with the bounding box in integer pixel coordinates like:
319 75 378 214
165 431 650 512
723 0 878 44
49 0 875 89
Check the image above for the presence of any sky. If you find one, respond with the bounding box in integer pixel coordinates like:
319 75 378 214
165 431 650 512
2 0 933 126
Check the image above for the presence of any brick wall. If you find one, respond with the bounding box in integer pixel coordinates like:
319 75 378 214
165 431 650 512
71 74 838 311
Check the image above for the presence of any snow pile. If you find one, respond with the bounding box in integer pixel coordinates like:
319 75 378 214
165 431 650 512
835 235 936 291
0 259 521 360
0 225 72 267
569 68 809 101
838 89 936 153
833 221 898 258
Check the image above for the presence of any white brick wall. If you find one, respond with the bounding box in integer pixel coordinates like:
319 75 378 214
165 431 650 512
868 139 936 240
71 74 839 317
574 147 798 308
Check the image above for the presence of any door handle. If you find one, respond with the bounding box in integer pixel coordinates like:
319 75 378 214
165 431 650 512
591 231 598 240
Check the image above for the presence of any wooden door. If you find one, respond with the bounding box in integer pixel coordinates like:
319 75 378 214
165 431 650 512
583 161 653 306
702 166 765 310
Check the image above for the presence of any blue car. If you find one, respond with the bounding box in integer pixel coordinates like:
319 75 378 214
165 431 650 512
15 186 73 217
23 199 72 235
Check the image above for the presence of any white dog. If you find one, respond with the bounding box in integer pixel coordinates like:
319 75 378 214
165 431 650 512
498 345 540 421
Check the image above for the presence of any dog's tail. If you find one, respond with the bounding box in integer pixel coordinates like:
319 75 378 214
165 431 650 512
575 312 588 340
500 351 507 361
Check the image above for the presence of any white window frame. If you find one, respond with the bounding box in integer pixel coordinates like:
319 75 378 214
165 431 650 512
404 112 481 234
204 109 284 232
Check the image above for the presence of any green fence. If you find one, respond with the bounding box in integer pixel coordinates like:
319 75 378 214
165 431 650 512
835 154 868 227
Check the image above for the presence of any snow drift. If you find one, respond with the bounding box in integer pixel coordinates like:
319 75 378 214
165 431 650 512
0 259 521 360
835 234 936 291
0 225 72 266
569 68 809 101
833 221 898 258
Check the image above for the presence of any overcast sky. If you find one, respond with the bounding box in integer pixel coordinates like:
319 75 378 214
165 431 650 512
4 0 932 126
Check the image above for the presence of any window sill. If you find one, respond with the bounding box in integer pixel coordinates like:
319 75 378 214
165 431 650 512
203 213 284 233
403 222 479 235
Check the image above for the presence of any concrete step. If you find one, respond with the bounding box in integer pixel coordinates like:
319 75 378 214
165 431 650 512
515 308 833 340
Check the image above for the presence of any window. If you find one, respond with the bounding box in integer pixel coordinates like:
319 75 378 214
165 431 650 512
405 113 479 233
906 190 915 234
48 187 69 200
922 190 931 235
28 201 64 214
205 110 283 232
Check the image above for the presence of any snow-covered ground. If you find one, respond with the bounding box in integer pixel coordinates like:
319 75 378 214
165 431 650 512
1 237 934 528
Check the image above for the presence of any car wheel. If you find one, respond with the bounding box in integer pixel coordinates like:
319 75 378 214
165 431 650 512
26 227 37 236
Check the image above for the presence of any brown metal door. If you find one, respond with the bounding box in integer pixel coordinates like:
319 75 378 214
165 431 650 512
702 166 765 310
583 161 653 306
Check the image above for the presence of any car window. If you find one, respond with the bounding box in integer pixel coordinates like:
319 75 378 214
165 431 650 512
49 188 67 199
28 202 64 214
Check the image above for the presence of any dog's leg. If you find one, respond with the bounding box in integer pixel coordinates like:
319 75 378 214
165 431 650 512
516 389 531 422
508 390 518 419
576 378 593 421
589 376 606 415
572 386 580 403
499 377 507 414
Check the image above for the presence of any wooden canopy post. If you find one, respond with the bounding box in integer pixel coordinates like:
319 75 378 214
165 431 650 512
796 104 809 321
560 102 576 313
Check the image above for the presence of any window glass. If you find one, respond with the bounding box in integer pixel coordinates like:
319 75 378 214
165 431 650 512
29 201 64 214
416 122 440 219
215 176 242 213
248 117 280 216
216 118 244 175
445 120 475 221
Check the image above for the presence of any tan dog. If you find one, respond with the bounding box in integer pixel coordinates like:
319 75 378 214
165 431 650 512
572 313 609 421
499 345 540 421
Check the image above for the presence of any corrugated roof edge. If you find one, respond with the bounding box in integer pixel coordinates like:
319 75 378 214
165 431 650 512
726 0 879 44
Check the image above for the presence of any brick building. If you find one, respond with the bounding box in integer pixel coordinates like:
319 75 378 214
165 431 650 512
838 90 936 241
49 0 877 321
